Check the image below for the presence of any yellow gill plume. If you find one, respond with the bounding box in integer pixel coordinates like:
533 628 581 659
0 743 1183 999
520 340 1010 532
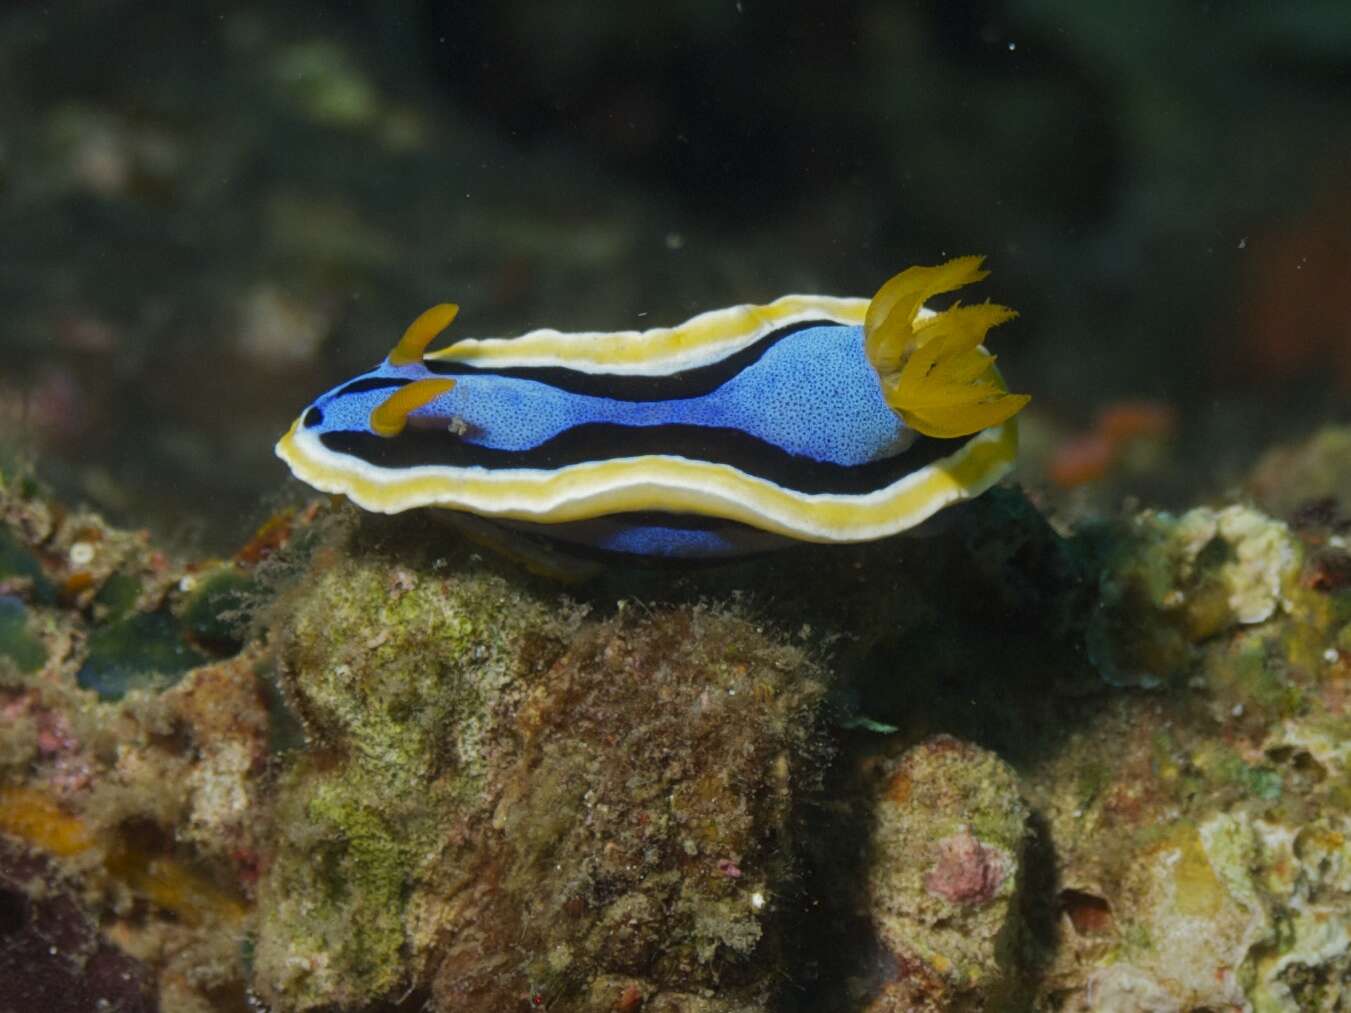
388 303 459 366
864 257 1030 439
369 378 457 438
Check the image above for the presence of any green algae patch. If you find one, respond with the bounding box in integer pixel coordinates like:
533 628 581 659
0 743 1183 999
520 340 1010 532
274 552 558 796
179 565 258 651
0 526 53 604
1205 630 1306 722
76 610 208 700
93 571 141 622
260 768 415 1006
0 595 46 673
1193 741 1285 803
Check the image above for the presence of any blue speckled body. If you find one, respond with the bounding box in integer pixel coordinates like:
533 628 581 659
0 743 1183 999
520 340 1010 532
313 324 908 464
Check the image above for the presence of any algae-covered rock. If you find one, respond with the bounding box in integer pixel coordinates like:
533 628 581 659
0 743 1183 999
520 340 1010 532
862 736 1029 1011
1244 815 1351 1011
1031 479 1351 1012
253 520 829 1012
464 608 822 1010
162 654 272 863
254 548 575 1008
4 439 1351 1012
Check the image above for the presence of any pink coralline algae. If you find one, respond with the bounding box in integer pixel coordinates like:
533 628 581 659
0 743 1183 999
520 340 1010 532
924 829 1009 906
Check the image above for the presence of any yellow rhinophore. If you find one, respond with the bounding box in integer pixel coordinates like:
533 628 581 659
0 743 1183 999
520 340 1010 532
369 378 458 437
388 302 459 366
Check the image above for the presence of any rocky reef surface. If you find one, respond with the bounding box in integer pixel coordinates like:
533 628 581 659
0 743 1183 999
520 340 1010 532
1 428 1349 1012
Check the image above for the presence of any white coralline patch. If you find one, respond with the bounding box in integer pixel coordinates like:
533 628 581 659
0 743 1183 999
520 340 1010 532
1245 814 1351 1010
1068 963 1184 1013
1069 810 1351 1012
1131 815 1264 1009
186 739 255 844
1214 505 1299 623
1264 719 1351 780
1171 505 1299 625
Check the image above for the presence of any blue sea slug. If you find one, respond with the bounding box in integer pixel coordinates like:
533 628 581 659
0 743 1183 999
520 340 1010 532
276 257 1029 557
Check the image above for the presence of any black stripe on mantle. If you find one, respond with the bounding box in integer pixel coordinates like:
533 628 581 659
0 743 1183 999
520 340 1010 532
422 319 839 401
320 422 973 497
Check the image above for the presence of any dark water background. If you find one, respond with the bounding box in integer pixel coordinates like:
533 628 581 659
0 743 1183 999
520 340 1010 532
2 1 1349 552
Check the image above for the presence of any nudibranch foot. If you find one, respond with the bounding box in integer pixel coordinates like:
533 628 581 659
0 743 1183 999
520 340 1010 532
276 258 1030 559
431 511 605 583
502 513 795 560
433 511 791 584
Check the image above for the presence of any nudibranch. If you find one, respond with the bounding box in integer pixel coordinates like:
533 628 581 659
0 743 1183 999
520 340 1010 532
276 257 1030 558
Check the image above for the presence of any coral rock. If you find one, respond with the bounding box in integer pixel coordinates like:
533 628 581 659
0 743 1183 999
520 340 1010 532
864 735 1029 1010
252 522 828 1012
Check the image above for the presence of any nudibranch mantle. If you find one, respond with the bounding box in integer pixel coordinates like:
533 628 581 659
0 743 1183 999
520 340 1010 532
276 258 1030 558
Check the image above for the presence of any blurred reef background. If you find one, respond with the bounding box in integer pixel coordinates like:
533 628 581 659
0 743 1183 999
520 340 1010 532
2 2 1351 1011
2 0 1350 543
